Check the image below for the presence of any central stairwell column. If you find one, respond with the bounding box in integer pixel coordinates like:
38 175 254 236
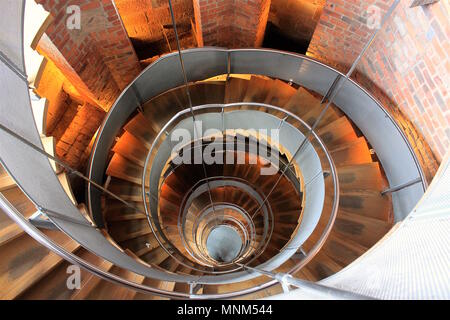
193 0 271 48
34 0 142 111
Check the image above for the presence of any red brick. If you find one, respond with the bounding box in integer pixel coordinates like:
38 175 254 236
307 0 447 172
36 0 141 111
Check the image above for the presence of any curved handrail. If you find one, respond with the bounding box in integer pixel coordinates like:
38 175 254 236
178 177 268 269
141 102 339 283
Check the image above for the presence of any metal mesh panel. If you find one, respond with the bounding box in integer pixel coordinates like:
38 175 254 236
318 153 450 299
0 0 25 73
412 157 450 219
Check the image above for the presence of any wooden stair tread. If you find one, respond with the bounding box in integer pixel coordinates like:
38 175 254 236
284 87 322 117
141 246 170 266
106 212 147 222
225 77 249 103
243 76 273 103
333 210 393 248
0 187 37 246
339 189 392 221
302 104 340 129
142 89 185 133
106 153 145 186
103 200 145 218
108 219 152 243
107 178 143 202
119 233 160 257
71 257 114 300
85 266 144 300
294 266 318 282
123 112 157 148
334 162 388 191
0 230 80 299
158 256 180 273
18 247 104 300
304 251 343 280
318 116 358 146
180 82 225 106
321 232 368 267
0 170 16 192
323 137 372 167
303 227 368 269
0 220 25 247
134 277 175 300
1 187 36 216
112 131 148 167
264 79 297 107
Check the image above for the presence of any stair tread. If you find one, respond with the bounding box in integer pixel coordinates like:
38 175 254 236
0 171 16 192
264 79 297 107
134 277 175 300
0 221 25 247
19 247 104 300
71 257 114 300
112 131 148 167
333 210 393 248
243 76 273 104
338 189 392 221
106 177 144 202
322 137 372 167
304 251 343 280
108 218 152 243
0 187 37 246
119 233 160 256
224 77 249 103
141 246 170 266
106 153 146 186
178 82 226 106
302 104 340 129
284 87 322 117
0 230 80 299
334 162 388 191
123 113 157 148
85 266 144 300
318 116 358 146
321 232 369 267
142 89 184 133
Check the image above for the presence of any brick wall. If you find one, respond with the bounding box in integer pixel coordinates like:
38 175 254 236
269 0 325 45
52 101 105 169
307 0 449 181
36 0 142 111
115 0 195 59
307 0 391 72
194 0 271 48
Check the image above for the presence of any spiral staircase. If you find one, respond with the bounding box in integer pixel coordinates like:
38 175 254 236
1 1 448 300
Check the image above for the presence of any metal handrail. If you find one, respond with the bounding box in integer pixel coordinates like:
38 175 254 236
180 178 274 270
141 102 339 281
181 181 259 267
238 264 375 300
160 138 302 268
